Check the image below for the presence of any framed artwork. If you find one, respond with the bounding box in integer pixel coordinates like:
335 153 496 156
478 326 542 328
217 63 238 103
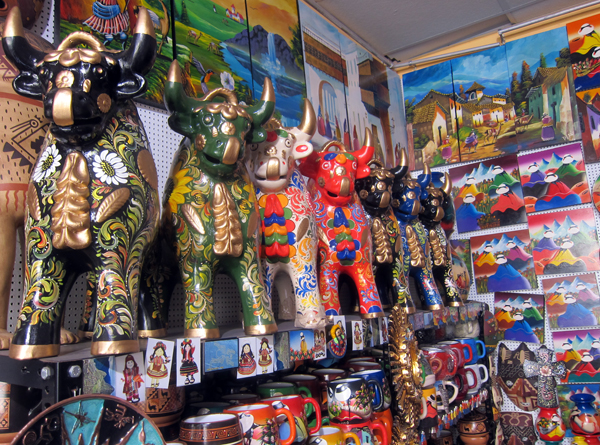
290 330 314 361
543 273 600 330
518 142 590 212
351 321 363 351
471 229 537 293
528 207 600 275
450 154 527 233
494 292 544 343
506 27 579 150
313 328 326 360
567 13 600 91
59 0 173 108
576 88 600 163
275 331 290 371
83 357 114 395
203 339 238 372
450 46 517 162
553 329 600 383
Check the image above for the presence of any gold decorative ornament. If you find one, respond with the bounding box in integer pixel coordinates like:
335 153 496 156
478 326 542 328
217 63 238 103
220 121 235 135
52 88 74 126
96 188 130 223
429 228 445 267
212 183 243 256
137 150 159 190
83 79 91 93
97 93 112 114
195 134 206 151
211 126 218 138
372 217 392 264
406 225 426 268
27 182 41 221
247 211 258 238
181 203 205 235
55 70 74 88
297 218 309 241
266 157 280 180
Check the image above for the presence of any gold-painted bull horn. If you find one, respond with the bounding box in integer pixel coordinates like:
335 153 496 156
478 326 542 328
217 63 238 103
390 147 409 181
115 7 156 77
295 98 316 138
418 164 432 192
441 172 452 196
246 77 275 142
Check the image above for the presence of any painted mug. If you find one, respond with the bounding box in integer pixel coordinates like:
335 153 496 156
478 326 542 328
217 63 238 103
421 346 458 380
281 375 321 406
330 419 388 445
434 381 459 409
326 377 372 422
373 409 393 441
349 369 392 411
307 426 360 445
224 403 297 445
455 338 486 364
465 364 489 395
312 369 346 412
262 395 322 445
344 361 382 373
420 386 439 431
222 394 261 406
437 340 473 368
257 382 311 399
450 367 477 401
179 413 244 445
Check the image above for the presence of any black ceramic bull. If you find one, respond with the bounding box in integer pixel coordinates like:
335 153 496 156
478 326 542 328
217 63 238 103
3 7 160 358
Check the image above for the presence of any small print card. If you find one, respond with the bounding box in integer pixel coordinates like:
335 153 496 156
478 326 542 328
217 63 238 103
352 321 364 351
145 339 174 390
380 317 389 345
363 319 372 347
257 335 275 374
204 339 238 373
274 332 290 371
313 328 327 360
328 316 347 358
372 319 380 346
237 337 258 379
114 352 145 405
290 330 314 361
176 338 201 387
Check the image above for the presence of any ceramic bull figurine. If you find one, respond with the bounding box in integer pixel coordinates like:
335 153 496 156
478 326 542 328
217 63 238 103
391 152 444 310
355 158 415 313
163 61 277 338
419 172 463 307
298 130 384 318
246 100 326 328
3 7 160 359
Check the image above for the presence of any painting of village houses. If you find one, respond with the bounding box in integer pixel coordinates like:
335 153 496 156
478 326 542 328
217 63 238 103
505 27 580 152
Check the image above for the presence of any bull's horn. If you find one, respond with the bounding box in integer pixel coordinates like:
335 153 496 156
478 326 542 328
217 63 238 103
418 164 432 190
390 147 408 181
441 172 452 196
116 7 156 76
355 128 374 179
164 60 202 137
296 99 316 138
362 127 374 149
248 77 275 127
2 7 46 73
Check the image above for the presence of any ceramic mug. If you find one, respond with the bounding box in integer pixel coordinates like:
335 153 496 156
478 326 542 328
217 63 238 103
349 369 392 411
344 361 382 373
455 338 486 365
262 395 322 444
257 383 311 400
437 340 473 368
330 419 388 445
281 374 320 418
326 377 372 422
312 369 346 412
430 430 453 445
450 367 477 401
421 347 458 380
307 426 360 445
373 409 393 441
225 403 297 445
222 394 261 406
434 381 459 409
192 402 232 415
180 413 244 445
420 386 439 430
465 364 489 394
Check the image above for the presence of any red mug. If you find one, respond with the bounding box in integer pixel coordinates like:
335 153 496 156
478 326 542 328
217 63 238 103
437 340 473 368
330 419 388 445
225 403 297 445
262 395 322 444
450 367 477 401
421 347 458 380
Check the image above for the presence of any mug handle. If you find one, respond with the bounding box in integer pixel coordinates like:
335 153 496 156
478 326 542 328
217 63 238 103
343 431 361 445
443 382 459 404
462 344 473 363
478 364 489 384
371 419 389 445
428 356 443 376
297 385 314 417
377 415 392 439
303 397 322 434
368 379 384 411
448 354 458 376
476 340 486 359
464 368 478 389
275 407 297 445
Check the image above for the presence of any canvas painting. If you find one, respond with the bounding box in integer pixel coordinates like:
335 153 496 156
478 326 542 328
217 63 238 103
59 0 173 107
576 88 600 163
403 61 458 170
506 27 579 151
567 13 600 91
203 339 238 372
494 292 544 343
290 330 314 361
558 384 600 435
451 46 517 162
528 207 600 275
238 337 258 378
176 338 201 386
145 339 174 389
257 335 275 374
518 142 590 212
450 154 527 233
362 319 373 347
449 239 472 300
387 68 408 168
553 329 600 383
298 1 348 149
543 273 600 330
172 0 253 104
245 0 306 126
471 229 537 294
114 352 145 404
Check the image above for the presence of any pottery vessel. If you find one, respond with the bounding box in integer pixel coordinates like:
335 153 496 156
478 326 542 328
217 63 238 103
536 407 566 444
326 377 372 422
459 432 489 445
458 412 488 435
225 403 296 445
570 393 600 436
262 395 321 445
307 426 359 445
180 413 244 445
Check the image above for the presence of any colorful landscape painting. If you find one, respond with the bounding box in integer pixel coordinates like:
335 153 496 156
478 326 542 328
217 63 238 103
451 46 517 162
449 239 472 301
494 292 544 343
567 13 600 91
576 87 600 162
470 229 537 294
450 154 526 233
506 27 579 151
59 0 173 107
518 142 590 213
543 273 600 330
403 61 458 170
387 68 407 168
527 207 600 275
554 329 600 383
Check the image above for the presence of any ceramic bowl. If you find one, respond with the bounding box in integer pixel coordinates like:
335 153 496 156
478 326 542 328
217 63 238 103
458 412 488 435
459 432 489 445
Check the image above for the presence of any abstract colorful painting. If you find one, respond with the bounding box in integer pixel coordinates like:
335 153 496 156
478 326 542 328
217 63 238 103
470 229 537 294
450 154 526 233
518 142 590 212
506 27 579 151
528 207 600 275
558 383 600 435
576 88 600 163
554 329 600 383
402 61 458 170
449 239 472 300
544 273 600 330
567 13 600 91
59 0 172 107
494 292 544 343
451 46 517 162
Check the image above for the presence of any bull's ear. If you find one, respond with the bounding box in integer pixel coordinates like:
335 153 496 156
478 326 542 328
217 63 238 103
12 72 44 99
115 72 147 99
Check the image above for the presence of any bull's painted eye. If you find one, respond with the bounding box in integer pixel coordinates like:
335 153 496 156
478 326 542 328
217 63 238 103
95 66 104 75
407 191 416 199
352 162 357 169
432 199 439 206
335 166 346 176
285 139 292 147
39 68 47 76
203 115 214 125
322 161 331 170
248 143 259 151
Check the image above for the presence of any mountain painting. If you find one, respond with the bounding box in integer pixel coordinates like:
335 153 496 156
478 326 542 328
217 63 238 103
558 383 600 434
470 229 537 294
59 0 173 108
449 154 526 233
451 46 517 162
449 239 472 301
505 27 580 151
527 207 600 276
517 142 590 213
567 13 600 91
494 292 544 343
554 329 600 383
543 273 600 330
402 61 458 170
576 87 600 163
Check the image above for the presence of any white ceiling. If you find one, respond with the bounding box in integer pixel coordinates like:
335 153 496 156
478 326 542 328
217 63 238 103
305 0 594 64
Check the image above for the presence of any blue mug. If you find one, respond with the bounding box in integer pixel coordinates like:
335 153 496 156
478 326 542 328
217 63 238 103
455 337 486 364
349 369 391 412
